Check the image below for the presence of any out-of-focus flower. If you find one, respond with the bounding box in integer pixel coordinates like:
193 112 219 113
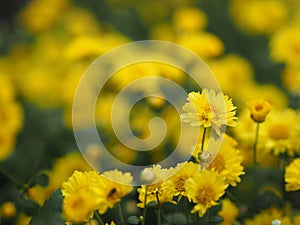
230 0 287 34
137 165 176 208
94 170 133 214
176 32 224 59
185 169 227 217
282 65 300 96
247 99 272 123
0 201 17 219
270 23 300 66
169 162 200 201
206 135 245 186
260 109 300 156
62 170 100 222
218 198 239 225
172 7 207 32
285 158 300 191
105 222 116 225
244 207 292 225
181 89 237 135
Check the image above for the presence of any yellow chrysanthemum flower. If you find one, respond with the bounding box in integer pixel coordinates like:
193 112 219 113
172 7 207 32
230 0 287 34
185 169 228 217
169 162 200 201
94 170 133 214
137 165 176 208
285 158 300 191
176 32 224 59
0 201 17 219
181 89 237 136
270 23 300 66
260 109 300 156
206 135 245 186
247 99 272 123
62 170 100 222
218 198 239 225
244 207 292 225
282 65 300 96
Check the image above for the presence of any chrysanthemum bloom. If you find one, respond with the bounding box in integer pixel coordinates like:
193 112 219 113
181 89 237 136
260 109 300 156
206 135 245 186
94 170 133 214
62 170 100 222
218 198 239 225
244 207 292 225
247 99 272 123
285 158 300 191
0 201 16 219
169 162 200 201
185 169 228 217
137 165 176 208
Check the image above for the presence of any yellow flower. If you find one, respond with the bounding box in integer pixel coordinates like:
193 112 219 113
185 169 228 217
247 99 272 123
172 7 207 32
169 162 200 200
62 170 100 222
176 32 224 59
206 135 245 186
270 23 300 66
285 158 300 191
63 187 96 223
230 0 287 34
181 89 237 135
0 201 17 219
218 198 239 225
260 109 300 156
94 170 133 214
105 222 116 225
137 165 176 208
282 65 300 96
244 207 292 225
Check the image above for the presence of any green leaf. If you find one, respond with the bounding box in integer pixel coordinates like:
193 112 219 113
34 173 49 187
20 198 40 216
209 215 223 224
127 215 140 225
30 189 64 225
146 201 157 208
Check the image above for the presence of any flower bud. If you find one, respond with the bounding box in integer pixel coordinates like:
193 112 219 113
247 99 272 123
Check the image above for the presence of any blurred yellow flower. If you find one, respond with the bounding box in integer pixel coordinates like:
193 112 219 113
176 32 224 59
230 0 287 34
0 201 17 219
172 7 207 32
218 198 239 225
180 89 237 135
244 207 292 225
247 99 272 123
94 170 133 214
285 158 300 191
185 169 227 217
270 23 300 66
282 65 300 96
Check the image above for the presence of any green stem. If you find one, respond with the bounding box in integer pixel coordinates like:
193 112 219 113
142 186 148 225
185 197 190 225
155 192 161 225
117 203 125 225
253 123 260 165
199 128 207 170
204 208 209 225
94 211 105 225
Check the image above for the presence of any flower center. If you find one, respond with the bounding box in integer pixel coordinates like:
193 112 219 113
195 186 215 205
269 123 290 140
107 187 120 201
208 155 225 172
174 176 188 193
